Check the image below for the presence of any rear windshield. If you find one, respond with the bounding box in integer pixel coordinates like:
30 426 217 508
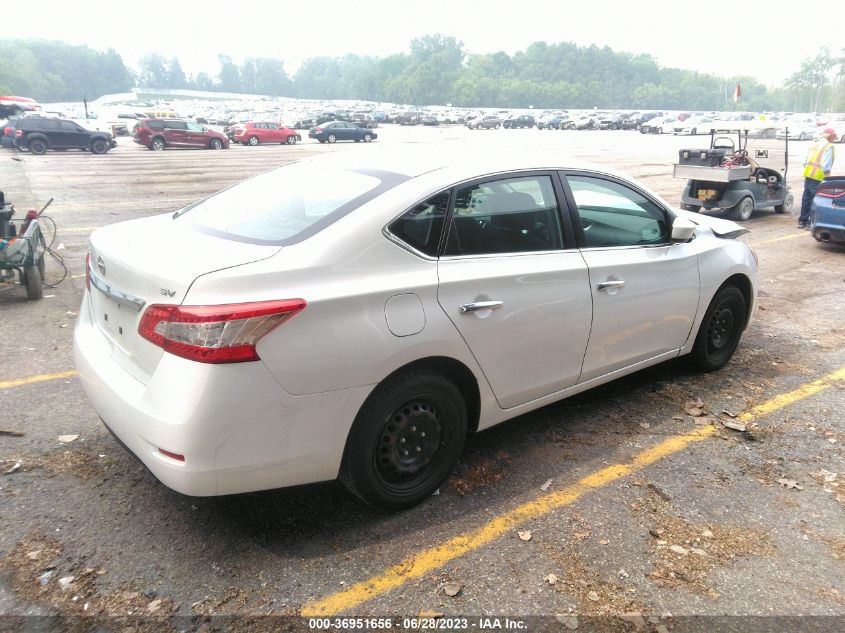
177 163 386 245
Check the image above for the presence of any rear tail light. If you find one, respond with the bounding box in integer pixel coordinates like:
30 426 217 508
138 299 306 364
16 130 22 137
85 253 91 291
817 186 845 199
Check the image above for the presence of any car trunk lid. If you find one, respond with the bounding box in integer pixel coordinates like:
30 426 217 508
87 214 280 383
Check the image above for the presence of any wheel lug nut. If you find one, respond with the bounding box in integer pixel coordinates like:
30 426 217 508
400 438 406 443
403 450 409 456
415 446 421 452
420 432 426 438
411 426 416 432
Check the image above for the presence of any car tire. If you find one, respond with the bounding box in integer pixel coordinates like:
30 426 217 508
339 370 467 510
327 134 336 143
286 136 297 145
774 192 794 214
730 196 754 221
689 285 746 372
29 138 47 155
799 132 806 141
691 128 697 135
495 123 500 129
209 138 223 150
151 137 166 151
23 264 43 300
247 136 259 146
90 139 109 154
363 133 372 143
657 128 663 135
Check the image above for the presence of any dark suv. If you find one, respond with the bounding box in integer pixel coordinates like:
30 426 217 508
503 115 536 129
14 117 115 155
133 118 229 151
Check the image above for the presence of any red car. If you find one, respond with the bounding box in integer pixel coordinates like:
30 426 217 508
133 119 229 151
232 121 301 146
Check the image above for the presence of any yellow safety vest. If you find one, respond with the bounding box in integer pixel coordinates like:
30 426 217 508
803 141 834 181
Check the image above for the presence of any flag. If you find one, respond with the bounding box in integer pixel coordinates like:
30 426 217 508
733 83 742 102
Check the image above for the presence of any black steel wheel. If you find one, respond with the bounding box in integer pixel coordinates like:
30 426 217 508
29 138 47 155
690 285 746 371
91 138 109 154
339 371 467 510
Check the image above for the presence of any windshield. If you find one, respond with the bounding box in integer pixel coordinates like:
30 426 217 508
178 163 383 245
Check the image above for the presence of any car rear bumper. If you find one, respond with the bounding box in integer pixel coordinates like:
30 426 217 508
73 292 371 496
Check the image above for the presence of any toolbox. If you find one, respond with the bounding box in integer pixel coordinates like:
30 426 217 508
678 148 727 167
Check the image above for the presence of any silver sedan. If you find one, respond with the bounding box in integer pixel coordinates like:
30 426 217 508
74 149 758 509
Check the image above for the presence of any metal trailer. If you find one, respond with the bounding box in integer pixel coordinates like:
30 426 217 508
674 129 794 221
0 193 46 300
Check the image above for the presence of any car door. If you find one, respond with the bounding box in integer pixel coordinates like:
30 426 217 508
436 173 593 409
560 172 700 383
184 121 207 146
335 122 352 141
264 122 282 142
163 120 188 146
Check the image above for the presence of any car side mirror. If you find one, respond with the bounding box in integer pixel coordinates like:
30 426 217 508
671 215 697 243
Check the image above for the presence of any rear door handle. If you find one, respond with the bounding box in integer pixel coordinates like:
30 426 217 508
596 280 626 291
459 300 504 314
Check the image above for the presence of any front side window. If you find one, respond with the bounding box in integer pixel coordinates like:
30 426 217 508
566 175 669 248
444 175 563 256
186 122 203 132
388 192 449 257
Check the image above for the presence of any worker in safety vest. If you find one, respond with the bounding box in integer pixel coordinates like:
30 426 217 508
798 127 838 228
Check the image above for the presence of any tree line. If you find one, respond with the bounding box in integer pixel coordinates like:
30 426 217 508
1 36 842 112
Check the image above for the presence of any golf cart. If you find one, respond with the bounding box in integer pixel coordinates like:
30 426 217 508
674 129 794 221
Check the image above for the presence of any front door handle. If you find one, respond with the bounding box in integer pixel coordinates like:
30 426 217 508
459 300 504 314
596 280 626 291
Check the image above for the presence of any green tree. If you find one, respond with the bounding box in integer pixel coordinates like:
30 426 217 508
217 54 241 92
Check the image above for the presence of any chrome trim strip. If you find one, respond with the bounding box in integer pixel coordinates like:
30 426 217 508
88 266 146 313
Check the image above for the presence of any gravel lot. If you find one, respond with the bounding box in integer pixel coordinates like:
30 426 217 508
1 125 843 632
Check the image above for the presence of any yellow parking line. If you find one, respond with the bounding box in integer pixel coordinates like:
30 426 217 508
761 232 806 245
302 366 845 616
0 370 79 390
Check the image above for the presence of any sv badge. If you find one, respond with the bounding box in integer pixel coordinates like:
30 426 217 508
160 288 176 297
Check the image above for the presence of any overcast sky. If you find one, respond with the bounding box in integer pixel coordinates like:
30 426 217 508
8 0 844 85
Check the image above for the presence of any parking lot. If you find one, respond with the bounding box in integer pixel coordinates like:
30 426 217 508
1 126 844 631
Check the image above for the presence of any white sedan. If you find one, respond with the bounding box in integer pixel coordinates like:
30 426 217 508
74 150 758 509
672 116 715 135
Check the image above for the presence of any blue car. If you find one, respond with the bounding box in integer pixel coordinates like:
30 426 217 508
308 121 377 144
811 177 845 245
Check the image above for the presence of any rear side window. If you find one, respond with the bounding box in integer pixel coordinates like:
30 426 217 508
444 175 563 256
164 120 187 130
179 164 384 245
388 192 449 257
147 120 165 130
